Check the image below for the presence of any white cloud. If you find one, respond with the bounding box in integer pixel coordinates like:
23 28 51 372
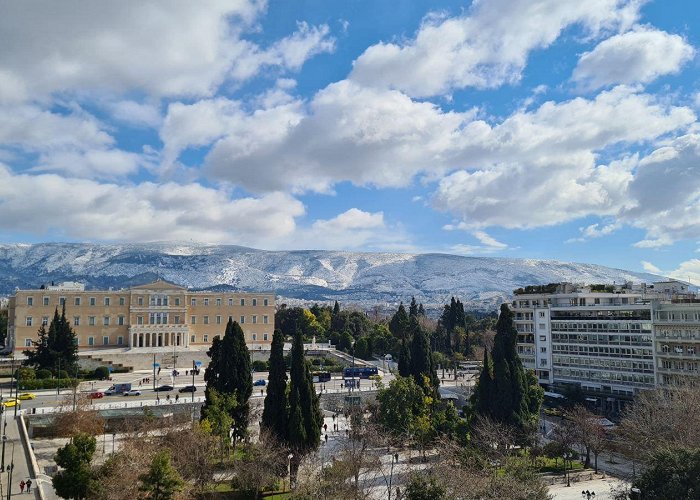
350 0 642 97
311 208 384 232
567 221 621 242
642 259 700 285
573 27 695 89
641 260 662 273
108 100 162 128
432 87 694 229
33 149 143 179
472 230 508 249
0 164 305 245
0 1 332 102
302 208 397 250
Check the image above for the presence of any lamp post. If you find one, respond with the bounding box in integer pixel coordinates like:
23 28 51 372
287 453 294 491
6 442 14 500
388 452 399 500
563 452 572 487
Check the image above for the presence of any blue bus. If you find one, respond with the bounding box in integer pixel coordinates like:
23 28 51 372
343 366 378 379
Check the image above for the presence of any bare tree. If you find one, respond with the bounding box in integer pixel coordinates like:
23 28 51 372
52 393 105 437
564 405 608 472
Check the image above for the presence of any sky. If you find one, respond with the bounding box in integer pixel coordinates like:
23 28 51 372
0 0 699 282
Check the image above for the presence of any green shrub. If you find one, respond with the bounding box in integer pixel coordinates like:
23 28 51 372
56 370 70 379
251 360 269 372
19 378 79 390
36 368 52 379
94 366 110 380
15 367 36 380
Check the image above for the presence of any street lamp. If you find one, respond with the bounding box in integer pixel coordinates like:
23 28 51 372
388 452 399 500
287 453 294 491
563 452 572 487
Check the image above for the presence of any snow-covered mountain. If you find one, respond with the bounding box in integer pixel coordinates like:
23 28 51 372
0 243 664 310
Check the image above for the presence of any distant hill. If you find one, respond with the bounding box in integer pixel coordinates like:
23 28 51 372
0 243 664 310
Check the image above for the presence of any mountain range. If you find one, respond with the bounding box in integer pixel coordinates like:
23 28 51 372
0 243 664 311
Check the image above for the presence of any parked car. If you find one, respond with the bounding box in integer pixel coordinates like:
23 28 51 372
123 389 142 396
253 379 266 386
1 399 20 408
90 391 104 399
178 385 197 393
154 385 174 392
18 393 36 400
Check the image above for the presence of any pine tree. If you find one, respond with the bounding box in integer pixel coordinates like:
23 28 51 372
24 305 78 373
262 329 288 442
203 319 252 441
287 331 322 483
332 301 340 316
417 303 426 317
138 450 184 500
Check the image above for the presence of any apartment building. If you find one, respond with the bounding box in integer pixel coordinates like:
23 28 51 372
7 280 275 351
512 281 697 413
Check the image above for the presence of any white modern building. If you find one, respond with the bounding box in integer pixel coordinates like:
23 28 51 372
512 281 698 414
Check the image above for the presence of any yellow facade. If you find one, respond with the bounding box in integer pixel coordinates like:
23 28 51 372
7 280 275 351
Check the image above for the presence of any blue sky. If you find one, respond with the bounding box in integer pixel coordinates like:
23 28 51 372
1 0 700 282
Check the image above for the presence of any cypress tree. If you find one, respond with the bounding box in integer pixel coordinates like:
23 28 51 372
474 348 493 417
203 319 252 441
332 301 340 316
287 331 322 481
409 297 419 317
409 315 438 392
398 339 411 377
262 329 288 442
389 303 410 340
417 303 425 317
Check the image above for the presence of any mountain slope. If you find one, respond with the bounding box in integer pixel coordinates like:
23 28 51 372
0 243 664 309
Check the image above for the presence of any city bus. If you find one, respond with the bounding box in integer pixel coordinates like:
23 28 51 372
342 366 378 379
312 371 331 383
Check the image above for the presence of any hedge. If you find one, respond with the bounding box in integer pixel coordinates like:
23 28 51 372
19 378 79 390
36 369 53 379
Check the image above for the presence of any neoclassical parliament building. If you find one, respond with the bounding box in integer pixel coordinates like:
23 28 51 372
7 280 275 352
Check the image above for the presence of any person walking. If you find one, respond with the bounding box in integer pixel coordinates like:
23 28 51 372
19 480 25 493
26 478 32 493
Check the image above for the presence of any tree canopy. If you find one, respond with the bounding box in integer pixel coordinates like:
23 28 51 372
261 329 288 442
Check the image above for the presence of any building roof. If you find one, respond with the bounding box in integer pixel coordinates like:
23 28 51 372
130 279 186 291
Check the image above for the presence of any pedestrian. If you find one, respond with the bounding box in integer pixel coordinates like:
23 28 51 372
26 478 32 493
19 480 25 493
185 370 188 376
166 394 170 402
323 423 327 433
324 434 328 444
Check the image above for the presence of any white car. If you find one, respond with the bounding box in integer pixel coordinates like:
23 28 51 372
123 389 142 396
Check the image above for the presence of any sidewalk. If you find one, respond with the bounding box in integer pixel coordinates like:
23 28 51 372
0 414 42 499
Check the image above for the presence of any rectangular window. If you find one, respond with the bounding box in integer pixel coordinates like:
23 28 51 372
240 298 245 306
263 298 269 306
103 316 110 326
191 335 196 343
216 315 222 325
24 339 32 347
216 298 221 306
203 315 209 325
539 323 546 330
74 316 80 326
228 298 233 306
203 335 209 342
89 316 96 326
252 333 257 341
204 298 209 306
240 316 245 324
263 333 268 341
263 315 269 324
118 315 124 326
540 347 547 353
137 316 143 325
42 316 49 326
103 336 109 346
174 315 180 325
59 297 66 305
25 317 32 327
74 297 81 306
252 315 257 324
117 336 123 345
119 297 125 306
138 297 144 306
88 336 95 346
27 297 33 306
191 298 196 306
191 316 196 325
175 298 180 306
252 298 257 306
90 297 96 306
104 297 110 306
539 335 546 341
43 296 49 306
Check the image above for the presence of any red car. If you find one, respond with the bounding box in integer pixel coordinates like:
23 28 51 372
90 391 104 399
